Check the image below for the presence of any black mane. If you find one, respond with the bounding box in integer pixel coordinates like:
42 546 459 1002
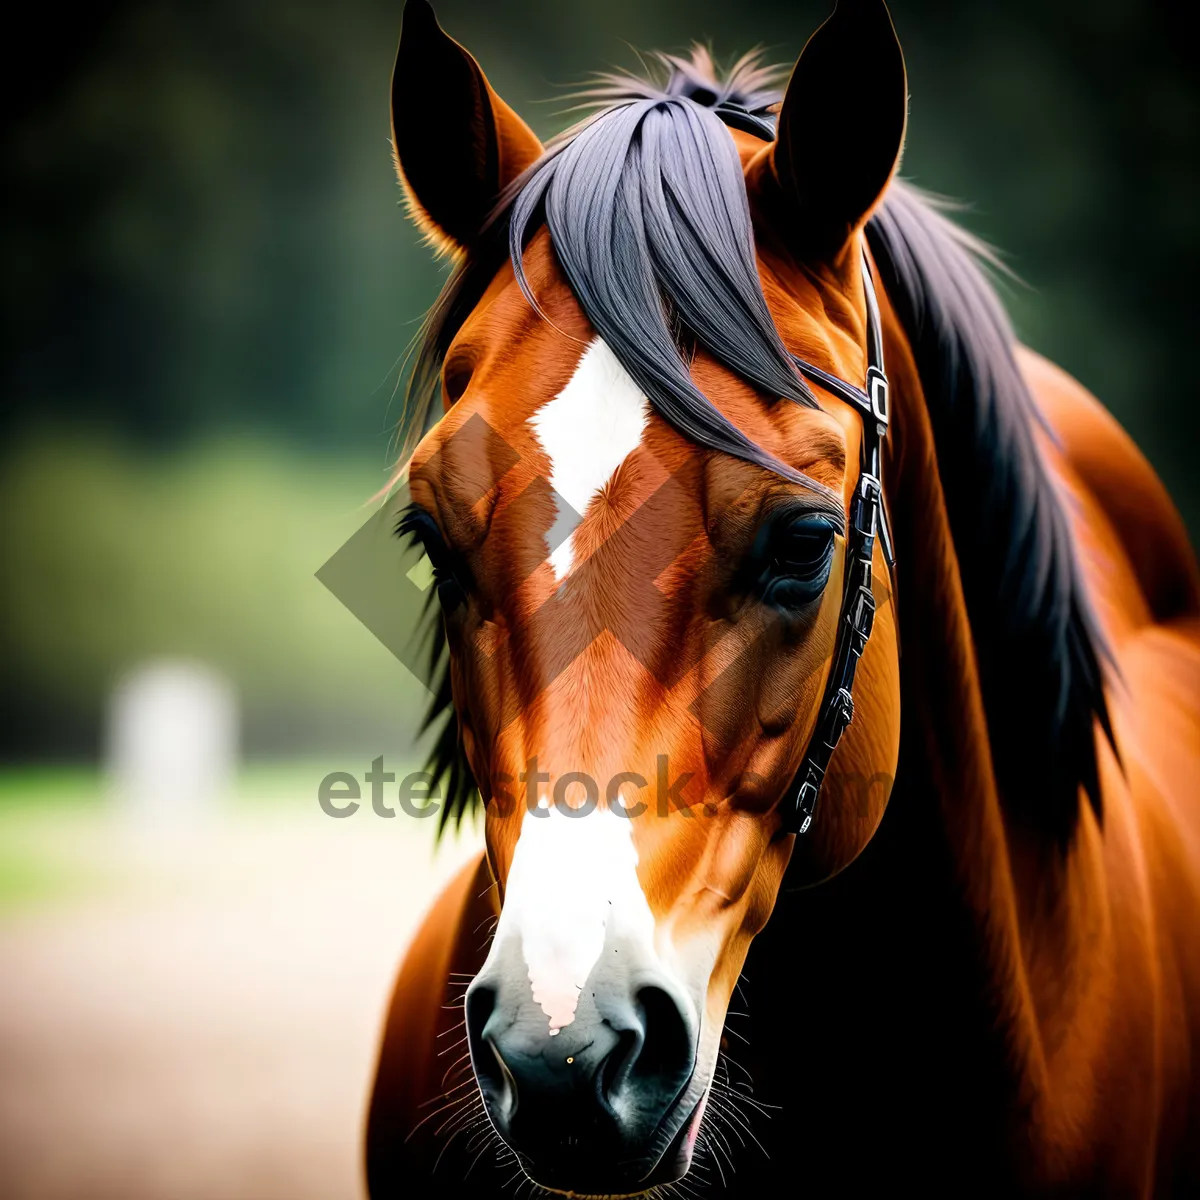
865 191 1113 838
397 48 1111 841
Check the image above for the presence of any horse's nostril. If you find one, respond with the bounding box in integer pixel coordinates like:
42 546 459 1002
592 982 694 1126
632 984 693 1085
597 1025 641 1109
465 981 513 1113
464 978 496 1036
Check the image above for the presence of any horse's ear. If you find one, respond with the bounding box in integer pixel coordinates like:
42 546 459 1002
391 0 543 255
751 0 907 261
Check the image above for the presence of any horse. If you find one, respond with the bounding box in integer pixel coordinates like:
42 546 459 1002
364 1 1200 1195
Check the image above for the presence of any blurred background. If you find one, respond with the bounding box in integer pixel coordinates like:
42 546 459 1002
1 1 1195 1197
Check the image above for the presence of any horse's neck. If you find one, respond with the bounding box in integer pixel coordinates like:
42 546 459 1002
881 314 1053 1108
861 299 1139 1158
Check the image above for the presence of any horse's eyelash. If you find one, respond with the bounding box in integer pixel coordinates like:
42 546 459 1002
762 502 846 539
396 506 450 567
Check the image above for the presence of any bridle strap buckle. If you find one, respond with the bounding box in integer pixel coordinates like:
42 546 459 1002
847 584 876 653
794 775 821 835
852 473 882 540
824 687 855 750
866 365 889 428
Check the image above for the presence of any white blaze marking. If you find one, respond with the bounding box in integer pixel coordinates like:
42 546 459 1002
490 802 656 1035
530 338 650 579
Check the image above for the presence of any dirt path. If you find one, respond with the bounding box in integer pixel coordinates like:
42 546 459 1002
0 802 482 1199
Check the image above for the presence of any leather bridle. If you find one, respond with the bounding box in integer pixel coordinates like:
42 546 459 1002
778 253 895 835
702 98 896 835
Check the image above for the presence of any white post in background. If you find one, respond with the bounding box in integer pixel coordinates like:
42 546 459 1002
106 660 238 829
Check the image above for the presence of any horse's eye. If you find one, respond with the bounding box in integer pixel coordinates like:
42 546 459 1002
761 516 837 609
433 574 466 613
443 357 474 404
397 506 468 614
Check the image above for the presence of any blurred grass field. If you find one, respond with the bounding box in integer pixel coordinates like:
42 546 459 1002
0 764 483 1200
0 435 432 761
0 431 473 1199
0 763 408 912
0 769 110 912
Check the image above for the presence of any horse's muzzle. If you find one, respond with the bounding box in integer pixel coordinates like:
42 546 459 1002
464 942 698 1194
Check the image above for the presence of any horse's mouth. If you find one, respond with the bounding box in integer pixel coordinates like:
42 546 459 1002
524 1088 709 1199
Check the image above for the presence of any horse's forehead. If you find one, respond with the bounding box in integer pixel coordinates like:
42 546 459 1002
521 338 650 572
415 227 857 549
481 334 699 580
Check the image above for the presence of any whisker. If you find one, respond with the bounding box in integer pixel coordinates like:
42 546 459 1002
406 1089 477 1141
434 1096 484 1141
719 1052 755 1087
418 1075 478 1108
501 1161 527 1190
406 1097 468 1140
440 1051 474 1089
432 1106 486 1173
698 1127 730 1187
712 1071 776 1115
438 1033 470 1057
465 1131 497 1178
707 1091 769 1158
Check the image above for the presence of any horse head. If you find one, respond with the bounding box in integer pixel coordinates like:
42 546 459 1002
391 0 906 1191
